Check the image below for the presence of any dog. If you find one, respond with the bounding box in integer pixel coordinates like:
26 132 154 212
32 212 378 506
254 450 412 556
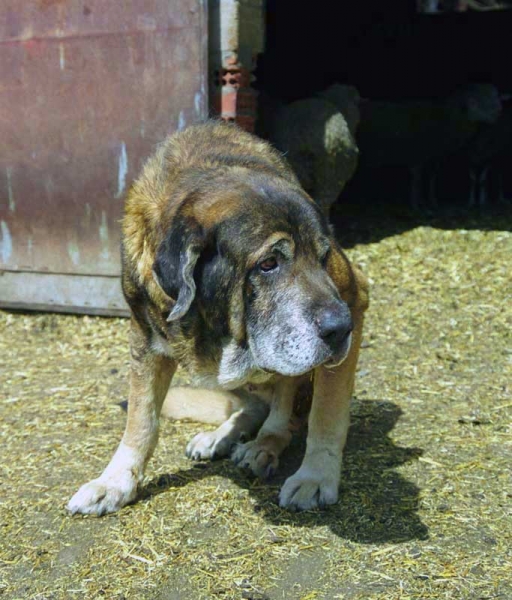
67 121 369 515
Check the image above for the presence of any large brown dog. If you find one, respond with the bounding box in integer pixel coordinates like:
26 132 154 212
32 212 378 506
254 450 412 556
67 121 369 515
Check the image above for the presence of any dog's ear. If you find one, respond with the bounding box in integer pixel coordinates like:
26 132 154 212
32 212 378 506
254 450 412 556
326 240 367 309
153 215 205 321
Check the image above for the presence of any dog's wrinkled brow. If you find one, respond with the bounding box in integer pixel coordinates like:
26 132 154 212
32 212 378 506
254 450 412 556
247 232 295 268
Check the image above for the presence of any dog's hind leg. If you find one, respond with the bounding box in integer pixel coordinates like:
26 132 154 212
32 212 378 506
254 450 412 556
184 388 269 461
161 386 249 425
231 377 304 479
67 318 176 515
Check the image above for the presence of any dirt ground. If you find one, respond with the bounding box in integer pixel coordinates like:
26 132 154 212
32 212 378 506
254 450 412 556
1 207 511 600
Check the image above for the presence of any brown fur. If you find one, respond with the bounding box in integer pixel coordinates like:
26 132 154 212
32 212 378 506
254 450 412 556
67 121 369 516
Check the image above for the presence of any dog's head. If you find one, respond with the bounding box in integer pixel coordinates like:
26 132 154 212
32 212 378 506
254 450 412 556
153 172 353 388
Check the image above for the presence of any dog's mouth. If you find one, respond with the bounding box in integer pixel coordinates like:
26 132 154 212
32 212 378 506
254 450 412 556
322 332 352 369
246 326 353 378
260 366 274 374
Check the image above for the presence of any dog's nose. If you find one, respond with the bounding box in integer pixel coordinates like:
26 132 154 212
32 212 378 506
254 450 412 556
317 306 353 345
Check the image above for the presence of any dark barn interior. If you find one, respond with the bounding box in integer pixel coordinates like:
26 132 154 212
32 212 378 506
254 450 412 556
254 0 512 222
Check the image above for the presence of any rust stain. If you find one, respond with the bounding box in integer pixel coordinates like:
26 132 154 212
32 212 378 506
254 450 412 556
39 0 67 9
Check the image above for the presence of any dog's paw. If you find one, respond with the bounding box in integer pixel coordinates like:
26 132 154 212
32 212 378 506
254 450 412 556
186 430 235 461
278 466 339 511
231 440 279 479
67 474 137 516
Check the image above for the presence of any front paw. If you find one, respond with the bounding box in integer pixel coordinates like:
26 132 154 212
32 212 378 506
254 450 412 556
67 473 137 516
231 440 279 479
278 465 339 511
186 430 234 460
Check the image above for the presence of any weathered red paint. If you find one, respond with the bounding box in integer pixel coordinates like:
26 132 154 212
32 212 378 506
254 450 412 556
0 1 207 313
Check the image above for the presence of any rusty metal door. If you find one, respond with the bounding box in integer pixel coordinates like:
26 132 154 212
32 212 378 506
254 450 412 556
0 0 207 315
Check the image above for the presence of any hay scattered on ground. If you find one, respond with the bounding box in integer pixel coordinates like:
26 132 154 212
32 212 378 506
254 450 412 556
1 209 511 599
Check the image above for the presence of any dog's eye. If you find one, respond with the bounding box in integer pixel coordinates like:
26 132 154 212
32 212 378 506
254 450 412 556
259 256 278 272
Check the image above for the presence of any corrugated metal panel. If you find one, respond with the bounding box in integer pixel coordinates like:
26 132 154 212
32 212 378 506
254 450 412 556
0 0 207 315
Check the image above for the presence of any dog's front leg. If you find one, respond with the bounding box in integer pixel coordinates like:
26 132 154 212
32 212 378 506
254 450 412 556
68 319 176 515
278 315 364 511
231 377 302 479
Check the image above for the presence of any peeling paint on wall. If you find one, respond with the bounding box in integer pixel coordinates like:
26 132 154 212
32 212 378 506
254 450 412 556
99 211 110 261
68 241 80 266
178 111 186 130
194 91 203 116
59 43 65 70
6 168 15 212
0 0 208 313
1 221 13 264
115 142 128 199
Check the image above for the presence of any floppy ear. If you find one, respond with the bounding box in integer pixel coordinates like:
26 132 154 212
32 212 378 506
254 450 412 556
153 215 205 321
326 240 368 311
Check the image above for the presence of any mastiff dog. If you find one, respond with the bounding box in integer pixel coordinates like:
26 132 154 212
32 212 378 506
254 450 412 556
68 121 369 515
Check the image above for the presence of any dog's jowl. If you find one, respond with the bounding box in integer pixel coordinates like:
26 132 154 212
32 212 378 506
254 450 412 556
67 121 369 516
